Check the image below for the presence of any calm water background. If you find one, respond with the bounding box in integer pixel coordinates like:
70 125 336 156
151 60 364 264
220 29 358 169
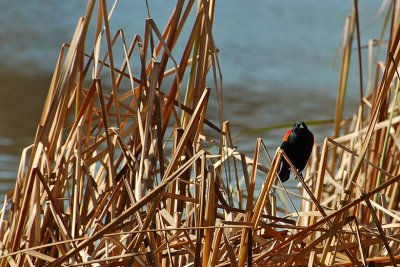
0 1 387 196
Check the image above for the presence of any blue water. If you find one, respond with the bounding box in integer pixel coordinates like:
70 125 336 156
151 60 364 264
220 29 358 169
0 1 388 194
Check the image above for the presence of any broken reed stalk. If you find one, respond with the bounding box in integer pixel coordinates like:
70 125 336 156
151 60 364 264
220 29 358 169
2 1 400 266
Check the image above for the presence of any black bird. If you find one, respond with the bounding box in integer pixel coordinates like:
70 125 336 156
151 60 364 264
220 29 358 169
278 121 314 182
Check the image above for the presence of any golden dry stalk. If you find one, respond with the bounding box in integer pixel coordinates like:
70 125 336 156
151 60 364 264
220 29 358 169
1 1 400 267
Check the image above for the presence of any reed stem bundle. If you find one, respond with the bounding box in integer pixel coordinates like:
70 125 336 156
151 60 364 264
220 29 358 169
1 1 400 266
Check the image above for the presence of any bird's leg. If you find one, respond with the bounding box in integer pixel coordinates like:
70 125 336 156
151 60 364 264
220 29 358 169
293 170 304 180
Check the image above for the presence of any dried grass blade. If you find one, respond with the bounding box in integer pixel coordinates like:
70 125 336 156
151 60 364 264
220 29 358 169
11 166 39 252
254 173 400 264
100 0 121 127
46 150 204 266
361 190 397 266
237 138 262 267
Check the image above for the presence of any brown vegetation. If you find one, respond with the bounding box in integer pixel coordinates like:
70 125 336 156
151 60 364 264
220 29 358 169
1 1 400 266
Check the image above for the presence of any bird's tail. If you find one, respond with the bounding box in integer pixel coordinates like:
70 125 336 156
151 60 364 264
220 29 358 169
278 161 290 182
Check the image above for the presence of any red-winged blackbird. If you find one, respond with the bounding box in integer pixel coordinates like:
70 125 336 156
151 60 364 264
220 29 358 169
278 121 314 182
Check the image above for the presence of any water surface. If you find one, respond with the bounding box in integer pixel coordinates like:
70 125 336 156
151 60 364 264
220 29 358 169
0 1 387 195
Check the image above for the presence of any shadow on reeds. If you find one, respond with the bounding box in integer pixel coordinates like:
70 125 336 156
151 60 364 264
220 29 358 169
1 1 400 266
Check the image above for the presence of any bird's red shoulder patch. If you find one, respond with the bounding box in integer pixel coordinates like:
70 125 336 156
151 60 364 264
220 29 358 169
283 129 291 142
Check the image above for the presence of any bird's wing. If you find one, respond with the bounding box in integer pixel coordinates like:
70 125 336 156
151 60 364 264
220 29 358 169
282 129 292 142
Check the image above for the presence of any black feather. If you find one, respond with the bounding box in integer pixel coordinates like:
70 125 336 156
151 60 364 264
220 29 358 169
278 121 314 182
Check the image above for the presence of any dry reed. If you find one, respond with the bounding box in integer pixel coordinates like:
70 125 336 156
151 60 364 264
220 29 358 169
1 1 400 266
